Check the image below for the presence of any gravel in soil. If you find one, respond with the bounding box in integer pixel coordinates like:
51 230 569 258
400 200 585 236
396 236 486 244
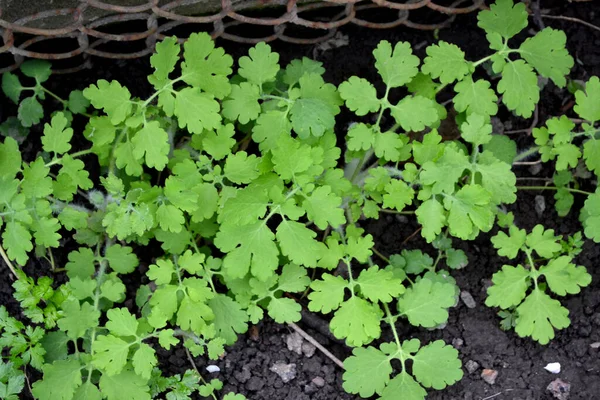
1 2 599 399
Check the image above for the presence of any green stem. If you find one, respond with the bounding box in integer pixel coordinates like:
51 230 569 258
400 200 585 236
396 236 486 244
142 76 186 108
383 303 405 370
371 247 390 264
513 147 540 163
0 241 18 278
379 208 415 215
517 186 593 196
524 249 539 288
45 149 94 167
41 87 67 106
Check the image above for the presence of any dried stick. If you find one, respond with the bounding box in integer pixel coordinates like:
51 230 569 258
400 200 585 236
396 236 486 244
541 14 600 33
0 242 18 279
288 322 345 369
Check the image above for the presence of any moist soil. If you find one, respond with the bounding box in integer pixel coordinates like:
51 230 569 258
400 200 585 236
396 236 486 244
1 2 600 400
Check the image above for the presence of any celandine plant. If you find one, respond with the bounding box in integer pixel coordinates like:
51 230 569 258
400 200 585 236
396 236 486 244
0 0 597 399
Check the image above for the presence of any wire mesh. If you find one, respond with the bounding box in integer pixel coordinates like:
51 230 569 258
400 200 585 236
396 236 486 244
0 0 484 74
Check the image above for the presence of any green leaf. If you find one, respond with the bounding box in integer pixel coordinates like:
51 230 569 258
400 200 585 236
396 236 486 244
148 259 175 285
174 88 221 134
581 192 600 242
356 266 404 303
2 221 33 266
483 135 517 165
382 179 414 212
342 346 392 397
540 256 591 296
283 57 325 86
267 297 302 324
208 294 248 345
181 32 233 99
498 60 539 118
203 123 236 160
422 41 470 84
2 73 23 103
132 343 156 380
416 199 446 243
583 139 600 176
302 186 345 230
380 373 427 400
477 0 528 40
93 335 130 375
105 308 139 337
22 157 52 198
574 76 600 122
290 98 335 139
238 42 280 85
0 137 22 179
374 131 405 162
412 130 444 166
65 248 96 279
58 300 100 339
454 76 498 117
131 121 170 171
421 146 469 194
339 76 380 116
73 382 102 400
32 217 61 248
105 244 138 274
398 278 455 328
485 264 530 309
412 340 463 389
83 80 132 124
31 360 83 400
373 41 419 88
252 110 291 152
224 152 261 184
308 274 348 314
525 225 561 258
446 249 468 269
222 82 261 124
67 90 91 114
491 226 526 259
53 155 94 201
18 97 44 127
21 60 52 82
176 286 214 334
474 152 517 204
515 289 570 344
276 220 325 267
330 297 382 346
390 96 439 132
444 184 494 239
214 222 278 280
150 37 180 83
99 368 151 400
519 28 573 87
42 112 73 154
347 123 375 151
460 113 491 146
158 329 178 350
156 204 184 233
271 136 313 180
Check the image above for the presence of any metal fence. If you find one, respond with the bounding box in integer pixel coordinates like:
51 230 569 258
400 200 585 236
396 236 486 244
0 0 484 74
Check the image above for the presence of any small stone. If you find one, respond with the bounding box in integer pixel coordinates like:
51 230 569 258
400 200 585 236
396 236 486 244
481 369 498 385
286 332 303 355
312 376 326 387
535 195 546 216
547 378 571 400
205 365 220 373
544 362 561 374
452 338 464 348
270 362 297 383
460 291 476 309
303 384 318 394
301 341 316 357
246 376 264 391
590 342 600 349
529 163 543 175
465 360 479 374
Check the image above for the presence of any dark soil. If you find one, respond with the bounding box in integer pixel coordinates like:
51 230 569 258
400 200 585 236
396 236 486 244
1 2 600 400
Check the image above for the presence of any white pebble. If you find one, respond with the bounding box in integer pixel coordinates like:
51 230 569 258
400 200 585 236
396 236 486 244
544 362 561 374
206 365 221 373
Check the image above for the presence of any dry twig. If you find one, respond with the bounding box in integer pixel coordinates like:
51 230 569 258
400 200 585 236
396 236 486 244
288 322 345 369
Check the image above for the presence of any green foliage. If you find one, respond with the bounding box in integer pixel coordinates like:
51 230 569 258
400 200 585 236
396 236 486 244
487 226 591 343
0 3 595 399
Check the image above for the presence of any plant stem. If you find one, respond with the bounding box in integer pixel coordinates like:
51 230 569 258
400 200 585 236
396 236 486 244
379 208 415 215
45 149 94 167
184 347 218 400
0 242 18 278
513 147 540 163
517 186 593 196
371 247 390 264
41 87 67 106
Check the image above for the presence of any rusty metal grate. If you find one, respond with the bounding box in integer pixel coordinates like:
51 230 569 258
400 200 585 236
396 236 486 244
0 0 484 74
